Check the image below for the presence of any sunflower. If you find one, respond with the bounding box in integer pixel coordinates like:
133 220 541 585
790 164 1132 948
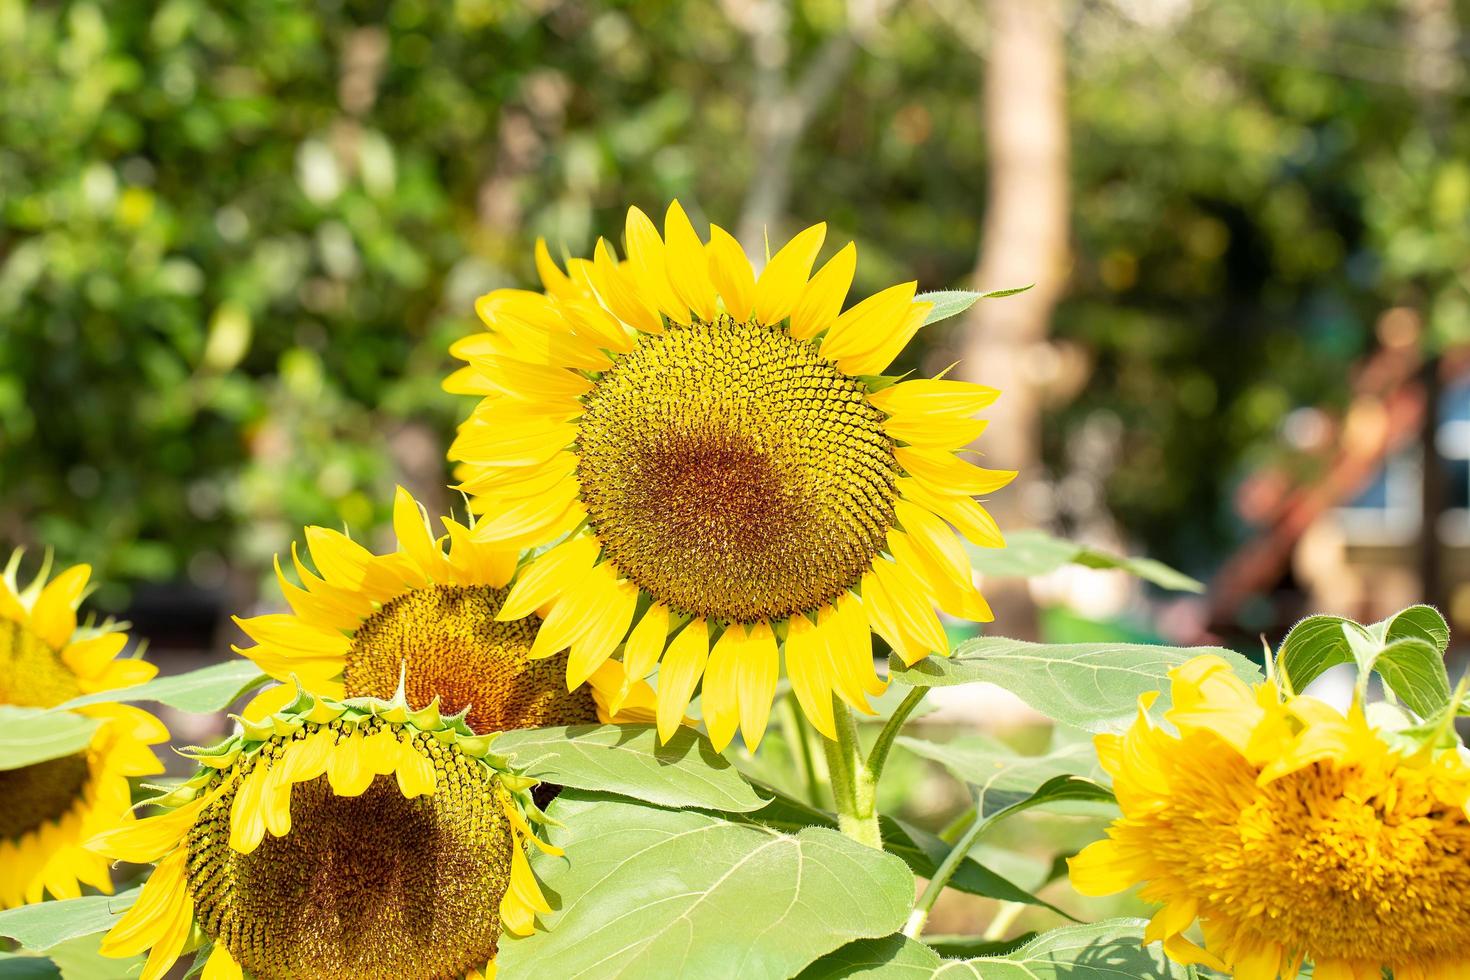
1069 655 1470 980
233 486 656 729
90 687 555 980
0 553 167 908
445 202 1013 749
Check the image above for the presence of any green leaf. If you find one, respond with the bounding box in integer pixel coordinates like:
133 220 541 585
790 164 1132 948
967 530 1203 593
794 935 941 979
50 661 268 715
0 890 138 952
918 286 1035 326
41 934 142 980
1276 606 1451 717
935 918 1194 978
0 953 62 980
0 708 101 772
891 638 1262 733
897 734 1109 819
490 724 767 813
498 792 915 980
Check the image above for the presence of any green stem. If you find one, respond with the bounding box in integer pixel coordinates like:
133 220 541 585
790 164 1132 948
821 697 882 849
864 686 927 788
937 804 976 845
783 693 826 807
905 789 989 939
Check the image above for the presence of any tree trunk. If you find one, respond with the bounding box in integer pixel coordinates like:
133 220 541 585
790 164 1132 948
960 0 1070 637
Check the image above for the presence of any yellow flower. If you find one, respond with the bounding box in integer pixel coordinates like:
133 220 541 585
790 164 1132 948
446 203 1013 748
0 553 166 908
1069 654 1470 980
90 688 554 980
233 487 656 730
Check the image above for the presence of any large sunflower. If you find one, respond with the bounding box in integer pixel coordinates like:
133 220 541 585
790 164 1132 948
1070 655 1470 980
91 688 555 980
0 553 167 908
446 203 1013 748
233 487 656 729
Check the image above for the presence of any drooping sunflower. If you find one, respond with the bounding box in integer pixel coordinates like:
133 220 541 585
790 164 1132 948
90 688 555 980
0 553 167 908
446 202 1013 749
1069 655 1470 980
233 486 656 729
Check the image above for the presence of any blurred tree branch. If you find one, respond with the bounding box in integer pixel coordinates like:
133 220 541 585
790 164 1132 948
725 0 899 253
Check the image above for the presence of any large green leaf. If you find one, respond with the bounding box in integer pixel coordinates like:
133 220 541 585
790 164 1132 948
0 890 138 952
891 638 1262 732
917 286 1034 327
1276 606 1451 717
897 735 1109 819
746 787 1071 916
497 792 914 980
50 661 268 716
41 935 142 980
967 530 1203 593
0 707 100 772
490 724 767 813
794 935 941 979
935 919 1194 978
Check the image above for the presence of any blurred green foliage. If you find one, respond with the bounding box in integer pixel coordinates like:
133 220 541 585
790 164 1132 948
0 0 1466 606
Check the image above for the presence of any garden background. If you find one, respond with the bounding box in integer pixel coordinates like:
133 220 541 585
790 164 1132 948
4 0 1469 945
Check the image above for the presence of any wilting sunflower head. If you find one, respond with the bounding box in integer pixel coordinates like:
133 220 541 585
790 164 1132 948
234 486 658 730
90 687 557 980
446 202 1015 750
1069 655 1470 980
0 552 166 909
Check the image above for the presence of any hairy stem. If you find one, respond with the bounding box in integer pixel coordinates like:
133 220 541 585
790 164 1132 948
822 697 882 849
905 789 989 938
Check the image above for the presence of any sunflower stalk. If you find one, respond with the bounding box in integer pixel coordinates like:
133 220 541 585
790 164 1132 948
905 786 991 939
821 697 882 849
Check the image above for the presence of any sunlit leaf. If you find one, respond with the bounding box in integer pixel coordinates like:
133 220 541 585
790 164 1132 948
50 661 268 715
968 530 1203 593
0 890 138 952
0 708 100 772
891 637 1262 732
498 792 914 980
490 724 767 812
933 918 1195 978
1276 606 1451 717
918 286 1035 326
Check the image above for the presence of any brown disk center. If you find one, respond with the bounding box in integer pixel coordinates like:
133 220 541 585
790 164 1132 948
187 729 513 980
343 584 599 735
0 753 89 841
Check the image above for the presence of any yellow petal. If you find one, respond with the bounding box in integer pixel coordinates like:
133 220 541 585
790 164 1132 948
895 447 1018 497
656 619 708 743
394 736 437 798
31 563 90 649
241 683 298 724
735 622 779 752
565 576 639 689
202 943 243 980
624 205 690 325
327 728 374 798
701 626 744 752
784 614 836 738
753 223 826 326
100 846 187 958
228 763 271 854
664 200 718 322
707 224 755 323
867 378 1000 418
790 242 856 341
592 238 662 333
392 486 448 581
838 300 933 377
1067 838 1139 896
534 238 577 299
498 535 599 621
819 281 916 367
86 800 204 864
616 602 670 714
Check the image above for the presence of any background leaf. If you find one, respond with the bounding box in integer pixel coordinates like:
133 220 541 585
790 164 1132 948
747 787 1071 916
934 919 1194 978
794 935 941 979
49 661 267 715
966 530 1203 593
497 792 914 980
890 638 1262 732
1276 607 1451 716
917 285 1034 326
490 724 767 813
0 890 138 952
0 708 100 771
897 734 1109 819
